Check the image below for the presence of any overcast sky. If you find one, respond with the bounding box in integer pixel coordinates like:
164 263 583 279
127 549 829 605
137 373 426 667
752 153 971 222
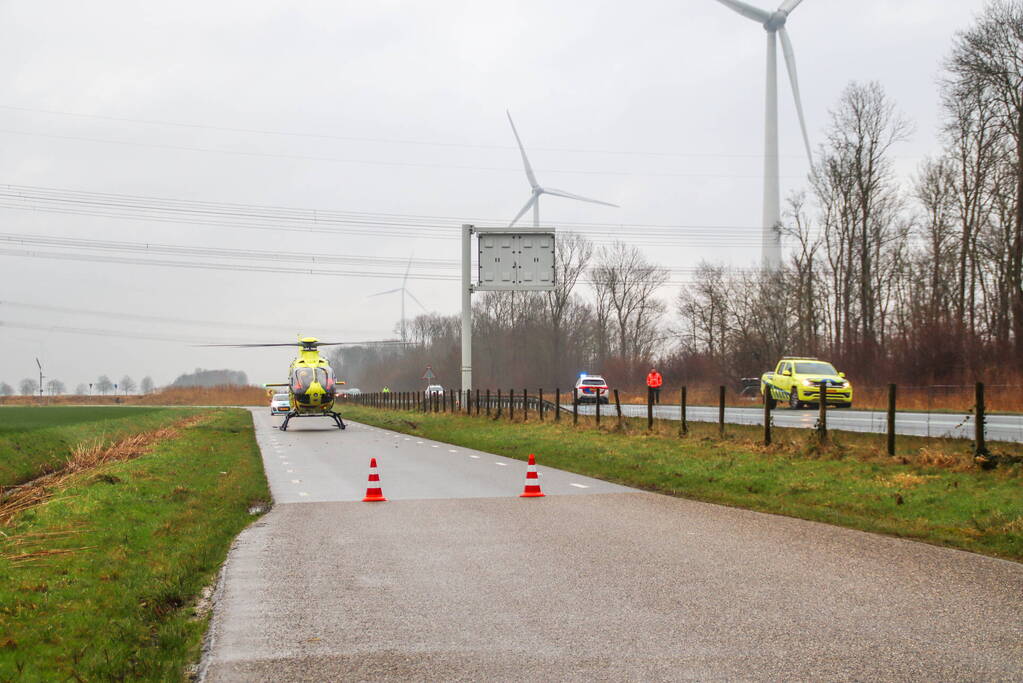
0 0 992 391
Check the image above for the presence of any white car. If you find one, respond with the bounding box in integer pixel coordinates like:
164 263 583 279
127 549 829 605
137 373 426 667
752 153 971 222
575 374 610 404
424 384 444 397
270 393 291 415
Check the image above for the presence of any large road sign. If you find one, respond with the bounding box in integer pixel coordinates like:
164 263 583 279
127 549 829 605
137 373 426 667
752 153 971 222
476 232 555 291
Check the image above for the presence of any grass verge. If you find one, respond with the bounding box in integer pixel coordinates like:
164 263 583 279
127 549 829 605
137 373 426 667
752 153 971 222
345 405 1023 562
0 406 203 488
0 408 270 681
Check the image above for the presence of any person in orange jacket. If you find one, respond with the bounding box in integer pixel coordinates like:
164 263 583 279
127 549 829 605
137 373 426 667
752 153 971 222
646 367 663 404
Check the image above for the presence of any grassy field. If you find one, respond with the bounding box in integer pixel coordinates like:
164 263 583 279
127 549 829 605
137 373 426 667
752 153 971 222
0 406 204 488
345 404 1023 562
0 408 269 681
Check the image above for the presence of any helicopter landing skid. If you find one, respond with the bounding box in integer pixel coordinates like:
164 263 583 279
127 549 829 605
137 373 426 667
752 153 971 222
278 410 346 431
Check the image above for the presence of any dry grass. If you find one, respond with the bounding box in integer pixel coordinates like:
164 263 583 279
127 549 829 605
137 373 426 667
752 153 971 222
0 415 206 527
0 385 268 407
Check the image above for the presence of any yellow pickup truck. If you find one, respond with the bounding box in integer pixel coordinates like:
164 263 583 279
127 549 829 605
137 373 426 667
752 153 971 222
761 357 853 409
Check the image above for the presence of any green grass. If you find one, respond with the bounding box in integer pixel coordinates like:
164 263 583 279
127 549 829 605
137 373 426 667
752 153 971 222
0 406 201 488
345 405 1023 562
0 408 270 681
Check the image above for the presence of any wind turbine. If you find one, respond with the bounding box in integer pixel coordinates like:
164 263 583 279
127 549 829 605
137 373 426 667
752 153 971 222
506 111 619 226
369 255 427 343
714 0 815 270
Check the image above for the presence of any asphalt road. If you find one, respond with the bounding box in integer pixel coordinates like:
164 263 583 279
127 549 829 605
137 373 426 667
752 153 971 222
200 408 1023 681
571 402 1023 443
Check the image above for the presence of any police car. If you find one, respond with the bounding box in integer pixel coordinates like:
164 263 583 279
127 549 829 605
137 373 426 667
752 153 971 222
575 374 610 404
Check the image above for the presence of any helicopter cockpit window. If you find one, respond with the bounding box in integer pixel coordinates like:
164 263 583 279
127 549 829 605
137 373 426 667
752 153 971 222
292 367 315 393
316 367 334 391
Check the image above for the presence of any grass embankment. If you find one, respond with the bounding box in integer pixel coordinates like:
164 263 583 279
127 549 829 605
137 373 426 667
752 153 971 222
0 406 202 488
0 408 270 681
345 405 1023 562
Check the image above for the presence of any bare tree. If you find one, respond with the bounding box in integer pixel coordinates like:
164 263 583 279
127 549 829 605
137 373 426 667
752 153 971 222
96 375 113 395
19 378 38 396
140 376 155 394
120 375 136 395
45 379 66 395
0 382 13 397
74 383 88 395
947 0 1023 359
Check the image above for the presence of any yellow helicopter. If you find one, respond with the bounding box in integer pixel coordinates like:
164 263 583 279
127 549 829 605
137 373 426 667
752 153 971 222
206 336 400 431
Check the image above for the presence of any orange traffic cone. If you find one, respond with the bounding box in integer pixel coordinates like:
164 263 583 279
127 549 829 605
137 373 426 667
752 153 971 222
362 457 387 502
520 453 545 498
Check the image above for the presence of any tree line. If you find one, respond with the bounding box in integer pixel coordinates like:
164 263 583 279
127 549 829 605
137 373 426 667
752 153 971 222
0 375 156 396
335 3 1023 393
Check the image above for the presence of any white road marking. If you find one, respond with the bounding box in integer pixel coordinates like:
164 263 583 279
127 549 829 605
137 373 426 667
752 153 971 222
495 462 507 467
417 441 424 444
449 449 457 453
286 469 294 473
282 462 290 466
570 483 589 489
291 479 302 484
469 455 480 459
431 445 439 448
299 492 309 497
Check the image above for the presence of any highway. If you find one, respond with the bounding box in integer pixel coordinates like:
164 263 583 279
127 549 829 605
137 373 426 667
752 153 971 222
200 409 1023 681
572 402 1023 442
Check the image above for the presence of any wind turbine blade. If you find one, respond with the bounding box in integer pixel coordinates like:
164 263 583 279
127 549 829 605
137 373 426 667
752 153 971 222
542 187 619 208
714 0 771 23
506 111 539 189
778 0 804 13
368 288 402 297
778 27 814 172
402 254 413 286
509 195 537 226
405 289 428 312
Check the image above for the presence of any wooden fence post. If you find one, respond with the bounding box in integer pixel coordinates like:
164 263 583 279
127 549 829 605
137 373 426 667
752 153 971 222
495 389 501 418
614 389 623 428
573 388 578 425
718 385 726 437
647 386 653 431
763 391 771 446
680 386 688 436
523 389 528 421
539 389 544 421
509 389 515 421
975 381 987 457
555 388 561 422
887 383 896 456
595 389 601 427
817 381 828 442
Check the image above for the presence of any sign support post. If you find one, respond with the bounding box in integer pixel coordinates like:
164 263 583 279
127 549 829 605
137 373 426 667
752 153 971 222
461 224 473 392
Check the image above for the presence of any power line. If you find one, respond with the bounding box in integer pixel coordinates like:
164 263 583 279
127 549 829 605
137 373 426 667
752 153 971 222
0 128 806 180
0 103 811 160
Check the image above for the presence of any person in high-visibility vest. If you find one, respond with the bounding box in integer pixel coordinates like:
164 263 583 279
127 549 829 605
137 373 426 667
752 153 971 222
646 367 663 404
382 386 391 393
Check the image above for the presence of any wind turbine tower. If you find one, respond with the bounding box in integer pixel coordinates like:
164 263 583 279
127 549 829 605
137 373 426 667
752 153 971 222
714 0 815 270
506 111 619 226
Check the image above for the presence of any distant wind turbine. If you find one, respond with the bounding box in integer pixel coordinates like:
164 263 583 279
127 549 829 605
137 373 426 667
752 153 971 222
369 255 426 343
506 111 619 227
714 0 815 270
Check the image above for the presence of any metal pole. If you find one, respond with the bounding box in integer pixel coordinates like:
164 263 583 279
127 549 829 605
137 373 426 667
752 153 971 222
461 224 473 392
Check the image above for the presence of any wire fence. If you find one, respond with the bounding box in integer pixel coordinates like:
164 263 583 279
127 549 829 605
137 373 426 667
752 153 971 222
350 382 1023 454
